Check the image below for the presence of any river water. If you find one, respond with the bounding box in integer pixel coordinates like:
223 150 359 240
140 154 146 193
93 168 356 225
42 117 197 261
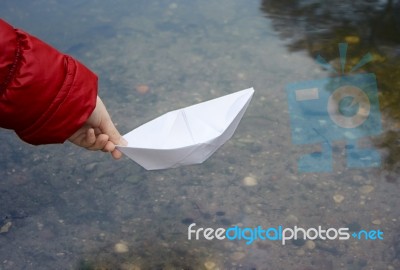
1 0 400 269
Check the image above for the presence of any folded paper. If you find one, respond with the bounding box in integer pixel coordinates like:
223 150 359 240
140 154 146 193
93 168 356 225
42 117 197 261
117 87 254 170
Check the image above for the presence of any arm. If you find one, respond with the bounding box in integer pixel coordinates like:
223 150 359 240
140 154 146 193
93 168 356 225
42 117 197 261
0 19 125 159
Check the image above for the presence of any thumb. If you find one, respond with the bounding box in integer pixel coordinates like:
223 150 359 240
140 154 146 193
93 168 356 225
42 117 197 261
96 96 127 146
100 118 127 146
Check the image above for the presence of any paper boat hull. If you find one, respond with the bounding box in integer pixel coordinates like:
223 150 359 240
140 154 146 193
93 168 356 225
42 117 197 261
117 88 254 170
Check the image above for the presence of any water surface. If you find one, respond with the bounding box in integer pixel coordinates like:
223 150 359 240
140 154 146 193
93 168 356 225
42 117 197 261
1 0 400 269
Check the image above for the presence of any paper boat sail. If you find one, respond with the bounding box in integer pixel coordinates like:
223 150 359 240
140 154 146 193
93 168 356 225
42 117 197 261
117 87 254 170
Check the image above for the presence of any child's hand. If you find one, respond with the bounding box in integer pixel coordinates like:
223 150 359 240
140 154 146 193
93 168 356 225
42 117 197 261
68 96 127 159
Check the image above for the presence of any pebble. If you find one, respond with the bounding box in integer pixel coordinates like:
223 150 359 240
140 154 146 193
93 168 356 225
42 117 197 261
285 214 299 225
125 175 141 184
333 194 345 204
305 240 316 250
352 175 364 182
296 249 305 256
345 35 360 44
237 73 246 80
169 3 178 9
85 162 98 172
359 185 374 194
242 176 257 186
114 242 129 253
230 251 245 261
292 238 306 247
347 221 361 232
0 221 12 233
204 261 216 270
372 219 381 225
135 84 150 94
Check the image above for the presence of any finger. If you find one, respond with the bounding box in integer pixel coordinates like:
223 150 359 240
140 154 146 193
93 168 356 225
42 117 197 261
86 134 109 150
84 128 96 146
100 119 124 145
93 127 102 135
96 97 127 146
102 141 115 152
111 148 123 160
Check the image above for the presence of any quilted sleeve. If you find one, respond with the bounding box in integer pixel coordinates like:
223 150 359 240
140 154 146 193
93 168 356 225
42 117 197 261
0 19 97 145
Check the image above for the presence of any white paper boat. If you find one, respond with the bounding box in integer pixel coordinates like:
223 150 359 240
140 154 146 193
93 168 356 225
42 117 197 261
117 87 254 170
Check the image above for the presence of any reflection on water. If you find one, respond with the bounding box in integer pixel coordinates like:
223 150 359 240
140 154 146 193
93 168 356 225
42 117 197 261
261 0 400 175
0 0 400 269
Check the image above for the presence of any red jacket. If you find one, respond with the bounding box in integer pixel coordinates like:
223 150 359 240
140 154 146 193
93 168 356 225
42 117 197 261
0 19 97 145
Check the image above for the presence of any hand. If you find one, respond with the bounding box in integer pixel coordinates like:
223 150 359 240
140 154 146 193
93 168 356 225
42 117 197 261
68 96 127 159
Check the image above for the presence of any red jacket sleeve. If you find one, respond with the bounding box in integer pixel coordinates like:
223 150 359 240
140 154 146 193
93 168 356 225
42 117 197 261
0 19 97 145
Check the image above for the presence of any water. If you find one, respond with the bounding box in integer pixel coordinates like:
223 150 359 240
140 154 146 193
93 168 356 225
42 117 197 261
1 0 400 269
